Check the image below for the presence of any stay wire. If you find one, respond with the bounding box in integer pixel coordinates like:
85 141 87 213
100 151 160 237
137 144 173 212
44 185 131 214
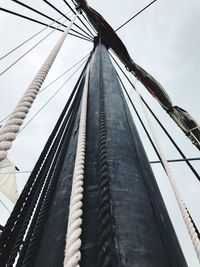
115 0 158 32
10 0 70 30
116 70 165 171
0 58 91 263
43 0 94 39
1 157 199 176
39 53 90 94
81 12 97 35
62 0 95 37
0 14 65 61
10 0 92 40
150 157 200 164
0 54 89 125
18 59 91 265
0 8 92 42
110 52 200 181
18 58 87 135
8 78 84 265
20 74 84 267
0 8 64 32
0 18 68 78
0 199 11 213
2 80 81 265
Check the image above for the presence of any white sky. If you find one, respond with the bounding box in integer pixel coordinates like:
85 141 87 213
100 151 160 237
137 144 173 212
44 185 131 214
0 0 199 266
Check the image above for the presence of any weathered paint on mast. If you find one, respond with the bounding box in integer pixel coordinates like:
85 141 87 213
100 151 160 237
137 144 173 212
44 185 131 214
32 43 187 267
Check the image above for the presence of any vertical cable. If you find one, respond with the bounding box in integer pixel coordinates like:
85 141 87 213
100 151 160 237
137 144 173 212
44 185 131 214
63 64 90 266
134 82 200 262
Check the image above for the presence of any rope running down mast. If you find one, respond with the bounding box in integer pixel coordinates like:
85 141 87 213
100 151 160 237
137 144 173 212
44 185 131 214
63 61 90 267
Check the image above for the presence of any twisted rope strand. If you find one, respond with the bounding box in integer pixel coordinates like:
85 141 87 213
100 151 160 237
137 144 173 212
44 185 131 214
63 64 90 267
135 84 200 262
0 13 78 162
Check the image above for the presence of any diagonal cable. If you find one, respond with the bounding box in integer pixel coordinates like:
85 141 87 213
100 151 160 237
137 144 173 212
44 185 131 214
18 59 87 135
63 0 95 37
0 14 65 61
0 14 78 161
110 52 200 181
0 7 64 32
0 18 68 78
43 0 94 39
0 8 92 42
115 0 158 32
10 0 93 40
0 54 89 125
10 0 69 30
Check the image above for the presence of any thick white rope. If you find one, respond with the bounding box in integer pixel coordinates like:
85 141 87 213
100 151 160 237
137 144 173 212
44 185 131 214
63 64 90 267
0 13 78 162
134 81 200 261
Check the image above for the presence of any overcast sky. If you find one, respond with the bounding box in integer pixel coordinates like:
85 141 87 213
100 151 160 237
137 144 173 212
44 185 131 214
0 0 199 266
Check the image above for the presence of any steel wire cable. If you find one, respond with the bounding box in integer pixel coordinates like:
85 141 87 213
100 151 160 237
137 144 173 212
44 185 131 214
63 0 95 37
134 80 200 262
0 59 90 265
1 156 200 175
0 14 66 61
0 7 92 42
110 52 200 181
0 18 68 78
18 58 87 135
20 71 85 267
116 70 165 170
9 0 93 40
0 16 79 254
115 0 158 32
0 54 89 125
43 0 94 39
7 80 84 266
0 7 64 32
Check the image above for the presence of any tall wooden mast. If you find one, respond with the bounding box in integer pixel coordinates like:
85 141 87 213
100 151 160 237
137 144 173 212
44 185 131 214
0 42 188 267
34 43 187 266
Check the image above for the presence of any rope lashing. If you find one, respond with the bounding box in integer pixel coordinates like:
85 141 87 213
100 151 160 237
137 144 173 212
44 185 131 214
0 13 78 162
63 63 90 266
134 83 200 262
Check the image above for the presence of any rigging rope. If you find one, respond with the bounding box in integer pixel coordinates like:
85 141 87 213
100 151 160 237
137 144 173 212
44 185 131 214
0 199 11 213
0 17 69 77
39 53 89 94
63 0 95 37
0 54 89 125
116 70 165 170
0 14 78 162
0 60 90 265
10 0 92 40
0 7 64 32
0 8 92 42
110 52 200 182
0 14 64 61
134 82 200 262
150 157 200 164
18 58 88 135
63 62 90 267
115 0 158 32
10 0 70 29
73 0 200 150
43 0 93 39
